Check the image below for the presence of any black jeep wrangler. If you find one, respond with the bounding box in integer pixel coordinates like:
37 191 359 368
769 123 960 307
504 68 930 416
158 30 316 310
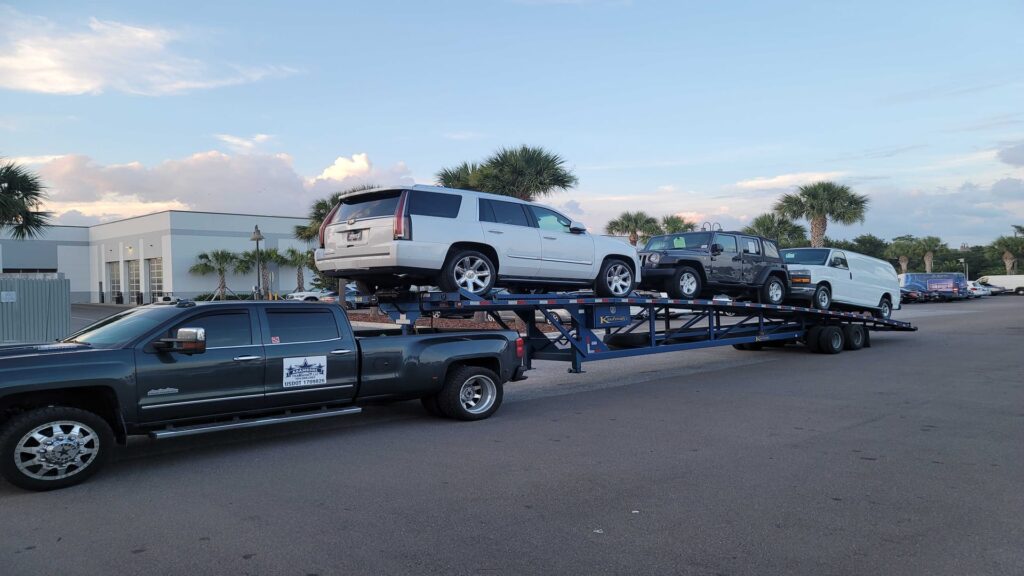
637 231 790 303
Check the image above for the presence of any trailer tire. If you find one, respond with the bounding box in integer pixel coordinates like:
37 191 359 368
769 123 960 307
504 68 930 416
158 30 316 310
842 325 865 350
0 406 113 491
817 325 844 354
805 326 824 353
438 365 503 421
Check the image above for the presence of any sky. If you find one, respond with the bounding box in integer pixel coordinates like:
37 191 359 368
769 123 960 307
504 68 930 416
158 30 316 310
2 0 1023 245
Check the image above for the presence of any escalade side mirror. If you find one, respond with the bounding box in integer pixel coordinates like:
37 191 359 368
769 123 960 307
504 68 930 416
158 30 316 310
569 221 587 234
155 327 207 354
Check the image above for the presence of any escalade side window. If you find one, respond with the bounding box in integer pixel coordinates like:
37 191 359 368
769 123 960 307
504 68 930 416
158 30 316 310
529 206 572 233
168 311 252 348
408 191 462 218
266 309 339 344
479 199 531 227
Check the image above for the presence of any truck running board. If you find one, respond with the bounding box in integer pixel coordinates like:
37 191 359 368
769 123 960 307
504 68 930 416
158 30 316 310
149 406 363 439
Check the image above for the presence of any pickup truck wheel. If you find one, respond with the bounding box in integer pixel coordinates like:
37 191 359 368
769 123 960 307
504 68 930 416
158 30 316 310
0 407 113 491
667 266 702 300
439 366 503 421
439 250 496 296
762 275 786 305
813 285 831 310
595 259 635 297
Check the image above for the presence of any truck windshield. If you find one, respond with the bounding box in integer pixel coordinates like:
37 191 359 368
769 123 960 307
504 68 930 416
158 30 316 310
332 190 402 223
62 307 179 348
645 232 712 251
781 249 830 265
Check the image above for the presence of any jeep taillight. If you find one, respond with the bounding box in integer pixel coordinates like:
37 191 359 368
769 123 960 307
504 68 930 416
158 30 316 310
394 190 411 240
515 337 525 359
319 203 341 248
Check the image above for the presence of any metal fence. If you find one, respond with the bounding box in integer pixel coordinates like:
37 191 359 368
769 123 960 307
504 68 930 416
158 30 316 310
0 274 71 343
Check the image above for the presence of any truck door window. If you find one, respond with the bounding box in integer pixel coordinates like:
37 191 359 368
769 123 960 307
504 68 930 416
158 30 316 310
169 312 251 348
266 309 339 344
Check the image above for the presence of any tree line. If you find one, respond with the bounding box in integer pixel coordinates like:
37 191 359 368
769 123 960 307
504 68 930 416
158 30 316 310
188 248 309 300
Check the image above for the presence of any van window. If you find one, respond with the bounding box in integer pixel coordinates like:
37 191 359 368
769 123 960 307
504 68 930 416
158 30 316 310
480 199 530 227
830 252 849 269
529 206 572 233
332 190 401 223
408 191 462 218
714 234 738 253
763 241 780 259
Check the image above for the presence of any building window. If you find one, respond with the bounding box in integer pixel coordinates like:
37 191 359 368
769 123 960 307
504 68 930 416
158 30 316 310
148 258 164 299
108 263 121 295
128 260 141 299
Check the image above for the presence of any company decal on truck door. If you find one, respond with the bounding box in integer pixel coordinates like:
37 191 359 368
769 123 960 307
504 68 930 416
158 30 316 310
283 356 327 388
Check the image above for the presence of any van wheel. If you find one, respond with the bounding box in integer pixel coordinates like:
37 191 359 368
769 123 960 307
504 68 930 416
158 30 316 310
817 326 845 354
667 266 702 299
842 325 865 350
0 407 113 491
438 366 504 421
762 275 786 305
872 297 892 320
813 285 831 310
439 250 496 296
595 259 635 297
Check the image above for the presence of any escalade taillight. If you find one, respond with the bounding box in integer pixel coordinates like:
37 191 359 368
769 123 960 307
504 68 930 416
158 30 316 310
319 203 341 248
394 190 411 240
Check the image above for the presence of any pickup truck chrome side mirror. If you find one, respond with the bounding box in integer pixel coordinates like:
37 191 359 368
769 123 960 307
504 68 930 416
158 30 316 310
569 221 587 234
156 327 206 354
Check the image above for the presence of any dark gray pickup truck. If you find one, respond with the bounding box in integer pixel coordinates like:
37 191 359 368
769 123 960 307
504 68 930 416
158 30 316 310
0 300 524 491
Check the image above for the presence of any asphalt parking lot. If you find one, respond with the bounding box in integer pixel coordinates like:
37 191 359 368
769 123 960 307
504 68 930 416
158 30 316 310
4 298 1022 575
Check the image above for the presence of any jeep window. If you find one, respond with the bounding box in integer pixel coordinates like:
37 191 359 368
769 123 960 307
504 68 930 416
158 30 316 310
167 312 252 348
408 191 462 218
266 309 339 344
480 199 531 227
830 252 849 270
740 237 761 255
529 206 572 233
781 249 830 265
332 190 401 223
644 232 712 251
63 307 180 348
763 240 780 259
715 234 738 253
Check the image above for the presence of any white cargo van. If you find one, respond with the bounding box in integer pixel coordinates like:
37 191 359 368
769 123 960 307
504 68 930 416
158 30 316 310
977 275 1024 295
782 248 901 318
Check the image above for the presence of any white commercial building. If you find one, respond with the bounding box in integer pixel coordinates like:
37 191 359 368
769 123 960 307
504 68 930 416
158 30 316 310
0 211 309 303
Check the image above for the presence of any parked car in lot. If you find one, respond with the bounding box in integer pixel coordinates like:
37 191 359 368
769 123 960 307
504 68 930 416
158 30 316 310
285 288 337 302
976 280 1007 295
783 248 901 318
900 287 923 303
966 281 991 298
314 185 641 298
0 300 524 490
977 275 1024 295
899 272 968 301
637 231 789 304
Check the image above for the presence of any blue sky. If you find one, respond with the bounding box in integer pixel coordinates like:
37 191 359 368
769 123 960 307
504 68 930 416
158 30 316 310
2 0 1022 244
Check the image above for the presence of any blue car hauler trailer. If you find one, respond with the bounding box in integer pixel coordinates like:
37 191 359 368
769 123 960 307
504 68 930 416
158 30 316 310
357 291 917 373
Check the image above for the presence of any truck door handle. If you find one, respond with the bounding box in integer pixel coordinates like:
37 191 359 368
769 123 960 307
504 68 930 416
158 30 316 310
487 230 504 234
543 236 557 240
233 355 261 362
330 349 352 355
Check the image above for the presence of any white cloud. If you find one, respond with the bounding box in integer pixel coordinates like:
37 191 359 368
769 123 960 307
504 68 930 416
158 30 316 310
7 154 66 165
0 10 294 96
214 133 273 153
735 171 847 190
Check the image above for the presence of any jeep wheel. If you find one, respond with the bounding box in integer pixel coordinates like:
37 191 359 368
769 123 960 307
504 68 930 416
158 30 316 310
813 284 831 310
667 266 702 300
0 407 114 491
762 276 786 305
438 366 504 421
595 258 635 297
439 250 496 296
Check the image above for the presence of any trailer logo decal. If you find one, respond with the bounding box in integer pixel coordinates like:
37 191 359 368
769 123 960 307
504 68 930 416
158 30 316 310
283 356 327 388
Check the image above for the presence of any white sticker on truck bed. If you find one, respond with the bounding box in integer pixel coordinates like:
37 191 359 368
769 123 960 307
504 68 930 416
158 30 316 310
283 356 327 388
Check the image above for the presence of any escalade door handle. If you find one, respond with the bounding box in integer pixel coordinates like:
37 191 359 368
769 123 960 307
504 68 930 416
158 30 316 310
543 236 557 240
487 229 504 234
330 349 352 355
233 355 261 362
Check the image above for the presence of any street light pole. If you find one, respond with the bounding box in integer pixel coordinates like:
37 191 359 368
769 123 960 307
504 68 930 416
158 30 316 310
251 225 265 300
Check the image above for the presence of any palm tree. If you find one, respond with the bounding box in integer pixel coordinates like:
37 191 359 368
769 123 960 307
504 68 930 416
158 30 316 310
606 211 661 246
886 236 918 274
660 215 697 234
0 159 51 239
284 247 309 292
916 236 946 273
435 145 578 201
990 236 1024 274
742 213 808 248
237 248 286 298
774 181 869 248
189 250 238 300
294 184 379 243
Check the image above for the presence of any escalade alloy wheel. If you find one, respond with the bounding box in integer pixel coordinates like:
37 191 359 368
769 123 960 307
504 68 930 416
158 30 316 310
0 407 114 491
603 262 633 297
440 250 496 295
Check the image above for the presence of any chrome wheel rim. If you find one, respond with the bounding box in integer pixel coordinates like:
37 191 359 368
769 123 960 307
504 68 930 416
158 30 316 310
679 272 698 297
880 301 891 318
15 420 100 482
768 281 784 303
454 256 492 294
459 375 497 415
816 289 830 308
605 264 633 296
